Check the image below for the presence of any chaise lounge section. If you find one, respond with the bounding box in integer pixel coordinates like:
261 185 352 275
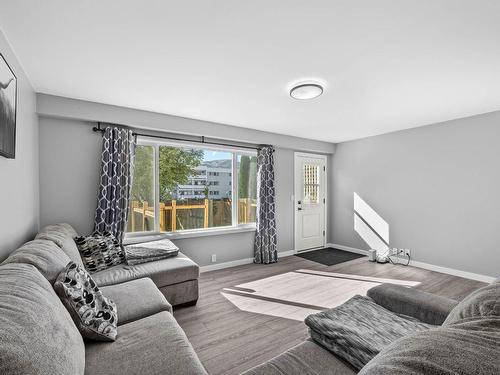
35 223 200 307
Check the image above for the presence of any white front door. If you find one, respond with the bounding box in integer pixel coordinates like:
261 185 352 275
294 153 327 252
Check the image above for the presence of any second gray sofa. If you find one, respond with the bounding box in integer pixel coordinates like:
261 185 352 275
244 281 500 374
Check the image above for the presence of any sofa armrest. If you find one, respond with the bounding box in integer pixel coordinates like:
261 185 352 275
101 277 172 325
367 283 458 325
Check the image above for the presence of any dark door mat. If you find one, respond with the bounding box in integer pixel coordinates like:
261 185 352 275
295 248 366 266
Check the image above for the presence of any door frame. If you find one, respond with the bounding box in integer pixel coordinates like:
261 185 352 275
293 152 328 254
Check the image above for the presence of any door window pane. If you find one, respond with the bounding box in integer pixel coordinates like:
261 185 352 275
303 164 320 204
237 154 257 224
128 145 155 232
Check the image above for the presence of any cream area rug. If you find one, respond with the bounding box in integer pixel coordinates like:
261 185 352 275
221 269 420 321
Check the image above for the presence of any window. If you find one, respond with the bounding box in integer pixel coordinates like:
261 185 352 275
127 140 257 235
237 154 257 224
303 164 320 204
128 145 155 232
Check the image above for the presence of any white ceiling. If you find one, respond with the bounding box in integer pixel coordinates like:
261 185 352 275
1 1 500 143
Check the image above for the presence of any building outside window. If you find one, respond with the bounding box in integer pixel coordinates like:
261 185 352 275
127 140 257 235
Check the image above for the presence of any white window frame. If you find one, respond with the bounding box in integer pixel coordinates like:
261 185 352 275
125 137 257 240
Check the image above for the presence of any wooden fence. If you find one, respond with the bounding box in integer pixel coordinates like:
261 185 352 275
129 198 256 232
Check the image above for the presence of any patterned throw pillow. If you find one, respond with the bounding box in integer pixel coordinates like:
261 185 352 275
54 262 118 341
74 232 126 273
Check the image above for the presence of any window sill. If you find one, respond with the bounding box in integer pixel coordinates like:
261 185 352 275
124 225 256 244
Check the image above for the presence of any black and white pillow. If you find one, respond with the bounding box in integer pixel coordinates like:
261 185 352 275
74 232 126 273
54 262 118 341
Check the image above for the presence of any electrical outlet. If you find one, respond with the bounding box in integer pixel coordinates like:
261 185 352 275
404 249 411 258
211 254 217 263
390 248 407 264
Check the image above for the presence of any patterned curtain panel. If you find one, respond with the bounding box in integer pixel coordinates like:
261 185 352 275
254 145 278 264
94 126 137 243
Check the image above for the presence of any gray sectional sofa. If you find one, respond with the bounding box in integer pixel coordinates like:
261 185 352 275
244 281 500 375
2 223 498 375
0 224 207 375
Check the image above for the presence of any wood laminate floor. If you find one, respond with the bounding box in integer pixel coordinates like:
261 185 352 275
174 255 486 375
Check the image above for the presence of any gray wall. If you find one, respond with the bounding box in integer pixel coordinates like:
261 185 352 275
0 29 39 261
39 118 101 233
37 94 336 154
39 113 327 266
331 111 500 277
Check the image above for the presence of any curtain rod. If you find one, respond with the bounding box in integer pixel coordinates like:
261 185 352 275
92 122 271 151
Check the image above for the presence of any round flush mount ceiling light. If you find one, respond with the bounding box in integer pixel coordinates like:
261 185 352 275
289 82 324 100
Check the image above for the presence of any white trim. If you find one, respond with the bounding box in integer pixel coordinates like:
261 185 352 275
329 243 495 283
200 249 296 273
294 152 329 159
200 257 254 273
279 250 296 257
231 153 238 228
409 260 496 283
295 246 323 254
199 244 495 282
154 144 160 232
125 225 256 243
324 156 328 250
294 152 328 252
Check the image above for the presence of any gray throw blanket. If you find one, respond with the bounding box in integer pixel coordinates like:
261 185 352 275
305 295 433 370
124 239 179 266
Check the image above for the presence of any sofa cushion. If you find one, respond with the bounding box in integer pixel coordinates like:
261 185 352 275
85 311 207 375
0 263 85 375
359 323 500 375
100 278 172 325
1 239 70 284
54 262 118 341
75 232 126 273
242 340 356 375
443 280 499 325
92 251 199 287
36 223 84 267
367 283 458 325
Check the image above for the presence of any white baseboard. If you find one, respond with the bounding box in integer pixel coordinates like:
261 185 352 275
328 243 369 256
200 249 296 273
295 247 321 254
200 257 254 273
201 245 494 283
279 250 296 257
329 243 495 283
409 260 495 283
